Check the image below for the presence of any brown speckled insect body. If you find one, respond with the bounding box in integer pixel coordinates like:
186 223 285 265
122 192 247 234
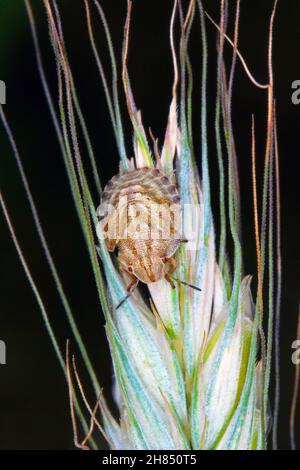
100 167 185 294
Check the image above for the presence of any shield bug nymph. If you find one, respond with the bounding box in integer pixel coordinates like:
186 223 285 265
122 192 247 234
98 167 197 306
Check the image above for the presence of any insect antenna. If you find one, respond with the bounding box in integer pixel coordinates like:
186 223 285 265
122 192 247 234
115 291 133 310
116 278 139 310
171 277 202 292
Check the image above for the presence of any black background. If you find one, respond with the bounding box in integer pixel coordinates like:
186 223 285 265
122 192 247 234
0 0 299 450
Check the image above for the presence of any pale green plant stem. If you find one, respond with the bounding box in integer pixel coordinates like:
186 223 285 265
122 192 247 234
177 1 195 168
197 1 242 424
36 4 122 442
177 1 198 381
226 0 242 242
0 191 97 449
185 19 196 167
122 1 153 167
46 2 114 326
92 0 127 168
52 0 102 195
0 103 101 400
84 0 123 164
215 0 226 277
198 0 213 261
255 1 278 446
272 108 281 449
264 136 274 414
25 0 106 403
178 1 192 199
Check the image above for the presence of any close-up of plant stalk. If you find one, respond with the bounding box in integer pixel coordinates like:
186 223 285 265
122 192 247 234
0 0 296 453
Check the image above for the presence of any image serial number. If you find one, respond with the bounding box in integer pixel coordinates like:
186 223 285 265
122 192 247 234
145 454 197 465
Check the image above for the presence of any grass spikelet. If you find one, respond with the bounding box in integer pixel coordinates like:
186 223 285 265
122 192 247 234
0 0 285 450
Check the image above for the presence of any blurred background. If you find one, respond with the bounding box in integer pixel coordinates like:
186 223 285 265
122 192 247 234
0 0 299 450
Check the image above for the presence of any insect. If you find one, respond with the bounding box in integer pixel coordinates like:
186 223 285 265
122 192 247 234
99 167 189 303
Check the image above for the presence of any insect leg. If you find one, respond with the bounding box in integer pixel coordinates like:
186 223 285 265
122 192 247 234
162 256 177 289
115 268 139 310
105 238 117 252
120 266 139 292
